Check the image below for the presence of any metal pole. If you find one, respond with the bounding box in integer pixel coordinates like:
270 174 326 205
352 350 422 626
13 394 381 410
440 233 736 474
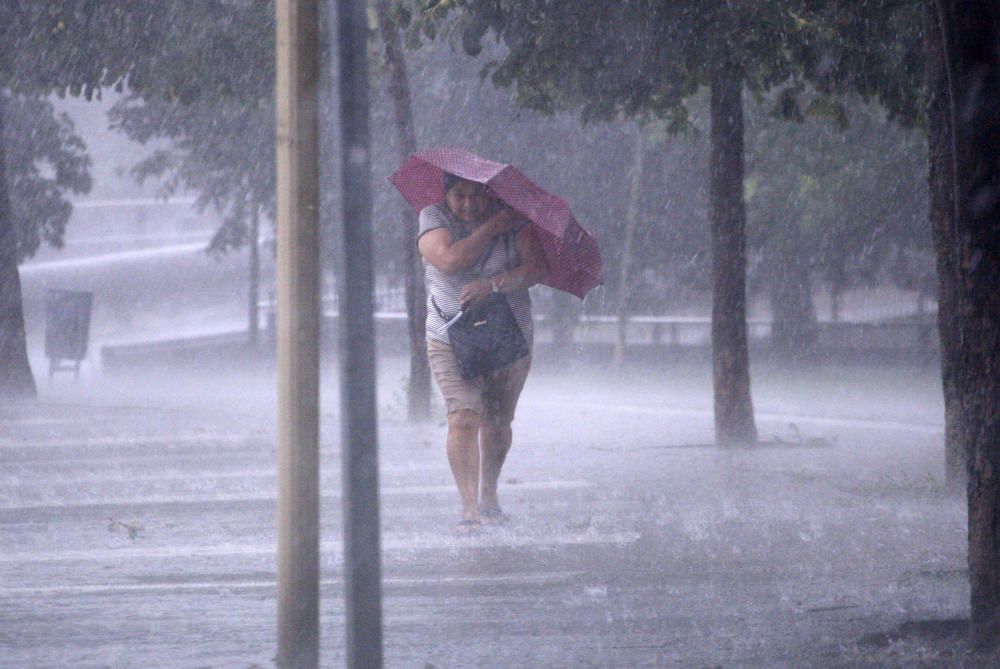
275 1 321 667
336 0 383 667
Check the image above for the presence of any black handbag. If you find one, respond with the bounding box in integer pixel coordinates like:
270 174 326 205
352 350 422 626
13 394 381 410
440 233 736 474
439 293 529 380
432 232 529 379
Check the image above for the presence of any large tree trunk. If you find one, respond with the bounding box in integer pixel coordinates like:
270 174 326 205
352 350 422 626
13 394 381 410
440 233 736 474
375 0 430 421
0 93 36 400
613 126 646 368
768 220 818 358
937 0 1000 649
709 67 757 447
925 0 963 492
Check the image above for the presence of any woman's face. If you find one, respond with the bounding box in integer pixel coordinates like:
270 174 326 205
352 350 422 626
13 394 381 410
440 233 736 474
445 180 488 223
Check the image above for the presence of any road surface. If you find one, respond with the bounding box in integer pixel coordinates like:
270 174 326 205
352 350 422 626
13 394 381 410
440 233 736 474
0 362 984 668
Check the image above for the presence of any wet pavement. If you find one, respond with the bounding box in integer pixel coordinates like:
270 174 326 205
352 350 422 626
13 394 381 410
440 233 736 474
0 365 990 668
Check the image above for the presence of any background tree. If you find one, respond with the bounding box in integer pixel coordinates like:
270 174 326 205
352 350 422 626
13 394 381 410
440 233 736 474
934 0 1000 649
789 0 966 493
0 1 186 398
109 90 275 343
374 0 431 420
107 1 439 419
103 0 276 346
3 96 91 263
924 0 962 490
744 91 929 353
708 58 757 445
1 1 293 396
405 0 874 445
0 92 92 397
612 124 647 368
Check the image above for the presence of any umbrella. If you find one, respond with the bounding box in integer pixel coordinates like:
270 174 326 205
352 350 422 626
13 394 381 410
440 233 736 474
388 146 603 299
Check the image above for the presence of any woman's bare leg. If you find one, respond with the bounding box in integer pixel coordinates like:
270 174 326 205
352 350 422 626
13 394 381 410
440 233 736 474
479 418 512 512
479 356 530 515
446 409 481 521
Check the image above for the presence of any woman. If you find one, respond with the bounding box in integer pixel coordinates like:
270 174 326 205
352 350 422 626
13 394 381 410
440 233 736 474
417 173 548 532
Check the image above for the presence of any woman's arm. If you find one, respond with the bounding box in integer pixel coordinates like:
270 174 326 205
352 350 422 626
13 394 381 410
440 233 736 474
497 224 549 292
418 209 512 274
459 224 549 307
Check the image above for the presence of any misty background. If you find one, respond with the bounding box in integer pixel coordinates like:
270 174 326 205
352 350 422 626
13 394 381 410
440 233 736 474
17 37 934 389
6 3 985 667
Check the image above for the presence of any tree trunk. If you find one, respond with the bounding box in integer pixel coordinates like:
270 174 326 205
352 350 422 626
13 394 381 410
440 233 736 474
375 0 430 421
248 203 260 346
613 126 646 367
0 93 36 400
830 282 842 322
709 67 757 447
937 0 1000 649
925 0 963 492
768 220 818 358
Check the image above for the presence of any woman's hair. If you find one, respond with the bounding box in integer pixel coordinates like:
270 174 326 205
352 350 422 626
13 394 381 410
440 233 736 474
443 172 464 193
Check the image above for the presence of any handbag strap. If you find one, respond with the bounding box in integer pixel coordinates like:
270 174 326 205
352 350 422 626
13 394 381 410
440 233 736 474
430 295 445 321
502 231 515 271
475 228 517 272
432 221 517 324
476 235 500 273
444 199 520 273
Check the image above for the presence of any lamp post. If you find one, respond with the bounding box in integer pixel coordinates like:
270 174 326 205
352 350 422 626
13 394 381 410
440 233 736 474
275 0 321 667
334 0 384 666
275 0 382 665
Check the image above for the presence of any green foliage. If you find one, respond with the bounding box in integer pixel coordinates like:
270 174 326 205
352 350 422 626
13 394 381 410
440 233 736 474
109 92 275 255
745 92 930 295
4 2 191 97
101 1 277 255
801 1 924 126
400 0 930 306
400 1 867 125
1 1 270 262
396 0 927 146
4 94 91 262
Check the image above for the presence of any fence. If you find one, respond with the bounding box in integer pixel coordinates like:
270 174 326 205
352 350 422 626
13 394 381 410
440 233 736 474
256 287 939 358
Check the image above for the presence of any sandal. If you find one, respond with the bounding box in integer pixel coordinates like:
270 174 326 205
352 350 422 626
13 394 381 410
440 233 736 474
455 519 481 535
479 506 510 525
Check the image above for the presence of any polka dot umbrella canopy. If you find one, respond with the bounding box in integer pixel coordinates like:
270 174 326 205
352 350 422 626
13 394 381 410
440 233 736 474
389 146 603 299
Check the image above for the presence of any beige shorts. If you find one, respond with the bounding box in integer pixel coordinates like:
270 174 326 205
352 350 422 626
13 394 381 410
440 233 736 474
426 338 532 423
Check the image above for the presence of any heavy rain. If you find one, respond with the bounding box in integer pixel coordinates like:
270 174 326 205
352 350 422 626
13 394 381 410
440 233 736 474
1 2 999 668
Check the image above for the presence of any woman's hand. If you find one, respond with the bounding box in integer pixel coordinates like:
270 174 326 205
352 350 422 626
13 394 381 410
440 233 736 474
460 278 494 309
485 207 514 234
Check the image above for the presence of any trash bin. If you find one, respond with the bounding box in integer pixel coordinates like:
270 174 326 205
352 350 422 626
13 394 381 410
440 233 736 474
44 289 93 381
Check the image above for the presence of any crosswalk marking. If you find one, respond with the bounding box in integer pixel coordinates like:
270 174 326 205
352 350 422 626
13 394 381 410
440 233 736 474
0 570 586 597
0 531 638 565
0 433 249 450
537 400 944 435
0 480 593 512
3 462 442 485
0 417 103 427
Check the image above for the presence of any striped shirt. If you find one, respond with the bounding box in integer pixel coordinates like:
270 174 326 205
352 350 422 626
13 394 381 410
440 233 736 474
418 204 534 346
